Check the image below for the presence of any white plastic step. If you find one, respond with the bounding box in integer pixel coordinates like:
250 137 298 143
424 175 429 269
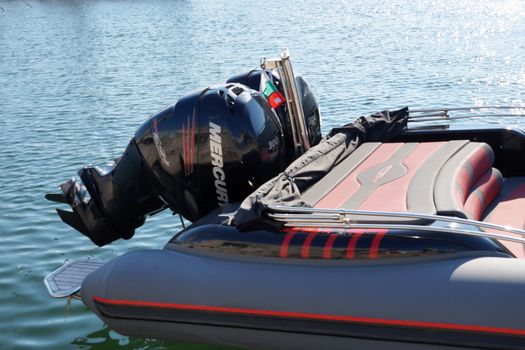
44 259 104 298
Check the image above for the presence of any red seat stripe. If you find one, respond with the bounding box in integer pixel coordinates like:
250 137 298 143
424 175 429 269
456 167 471 203
358 142 445 211
315 143 403 209
464 171 502 220
468 147 492 179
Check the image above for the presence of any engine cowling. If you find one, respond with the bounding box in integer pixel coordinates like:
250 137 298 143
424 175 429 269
134 83 287 221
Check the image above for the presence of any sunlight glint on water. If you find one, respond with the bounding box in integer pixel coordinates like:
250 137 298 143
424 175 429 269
1 0 525 349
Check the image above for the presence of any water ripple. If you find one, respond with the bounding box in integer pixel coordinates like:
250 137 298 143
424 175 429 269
1 0 525 349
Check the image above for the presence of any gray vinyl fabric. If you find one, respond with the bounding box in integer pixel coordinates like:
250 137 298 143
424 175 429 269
302 139 496 216
232 108 409 230
301 142 381 205
338 143 417 209
299 140 480 224
407 140 469 214
303 141 469 212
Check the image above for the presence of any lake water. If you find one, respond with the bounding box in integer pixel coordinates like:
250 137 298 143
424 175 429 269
1 0 525 349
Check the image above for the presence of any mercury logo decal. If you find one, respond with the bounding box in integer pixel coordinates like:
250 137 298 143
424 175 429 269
209 121 229 206
152 119 170 169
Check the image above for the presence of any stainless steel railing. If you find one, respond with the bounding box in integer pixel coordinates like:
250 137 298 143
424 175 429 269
408 106 525 123
261 49 311 157
266 204 525 245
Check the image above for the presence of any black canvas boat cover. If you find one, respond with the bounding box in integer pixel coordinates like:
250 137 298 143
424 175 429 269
233 108 409 230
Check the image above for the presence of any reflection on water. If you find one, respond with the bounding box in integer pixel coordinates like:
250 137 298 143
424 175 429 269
71 325 236 350
1 0 525 349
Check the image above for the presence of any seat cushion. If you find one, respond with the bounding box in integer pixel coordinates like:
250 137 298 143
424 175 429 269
483 178 525 258
300 139 525 257
303 140 499 221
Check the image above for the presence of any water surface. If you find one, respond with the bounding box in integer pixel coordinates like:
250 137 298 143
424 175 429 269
1 0 525 349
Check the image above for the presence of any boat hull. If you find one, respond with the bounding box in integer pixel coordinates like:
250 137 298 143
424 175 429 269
81 247 525 349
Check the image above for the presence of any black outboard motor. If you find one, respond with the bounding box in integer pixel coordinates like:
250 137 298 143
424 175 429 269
134 83 288 221
48 66 322 247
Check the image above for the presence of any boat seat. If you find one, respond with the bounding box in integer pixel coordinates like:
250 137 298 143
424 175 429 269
303 140 502 221
302 139 525 257
483 178 525 258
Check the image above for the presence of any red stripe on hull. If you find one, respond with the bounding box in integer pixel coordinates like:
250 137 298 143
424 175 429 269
323 234 338 259
301 232 318 258
93 296 525 337
369 229 387 259
280 233 296 258
345 230 364 259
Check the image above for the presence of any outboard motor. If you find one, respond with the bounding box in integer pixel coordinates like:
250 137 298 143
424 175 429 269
47 53 322 247
134 83 288 221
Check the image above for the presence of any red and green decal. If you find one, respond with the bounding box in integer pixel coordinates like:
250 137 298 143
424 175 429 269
260 71 285 109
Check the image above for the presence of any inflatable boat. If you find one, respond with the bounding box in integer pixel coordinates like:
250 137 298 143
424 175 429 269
45 52 525 349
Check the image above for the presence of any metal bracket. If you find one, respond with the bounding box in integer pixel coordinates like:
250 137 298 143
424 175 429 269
262 49 311 157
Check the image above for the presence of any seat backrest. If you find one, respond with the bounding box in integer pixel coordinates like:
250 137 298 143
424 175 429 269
434 142 502 220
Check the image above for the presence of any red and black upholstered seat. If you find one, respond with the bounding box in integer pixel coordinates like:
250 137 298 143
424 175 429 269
302 140 525 257
483 178 525 257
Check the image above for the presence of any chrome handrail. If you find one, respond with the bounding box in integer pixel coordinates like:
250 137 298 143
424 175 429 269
409 114 525 123
410 106 525 113
267 205 525 241
407 106 525 124
274 221 525 245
